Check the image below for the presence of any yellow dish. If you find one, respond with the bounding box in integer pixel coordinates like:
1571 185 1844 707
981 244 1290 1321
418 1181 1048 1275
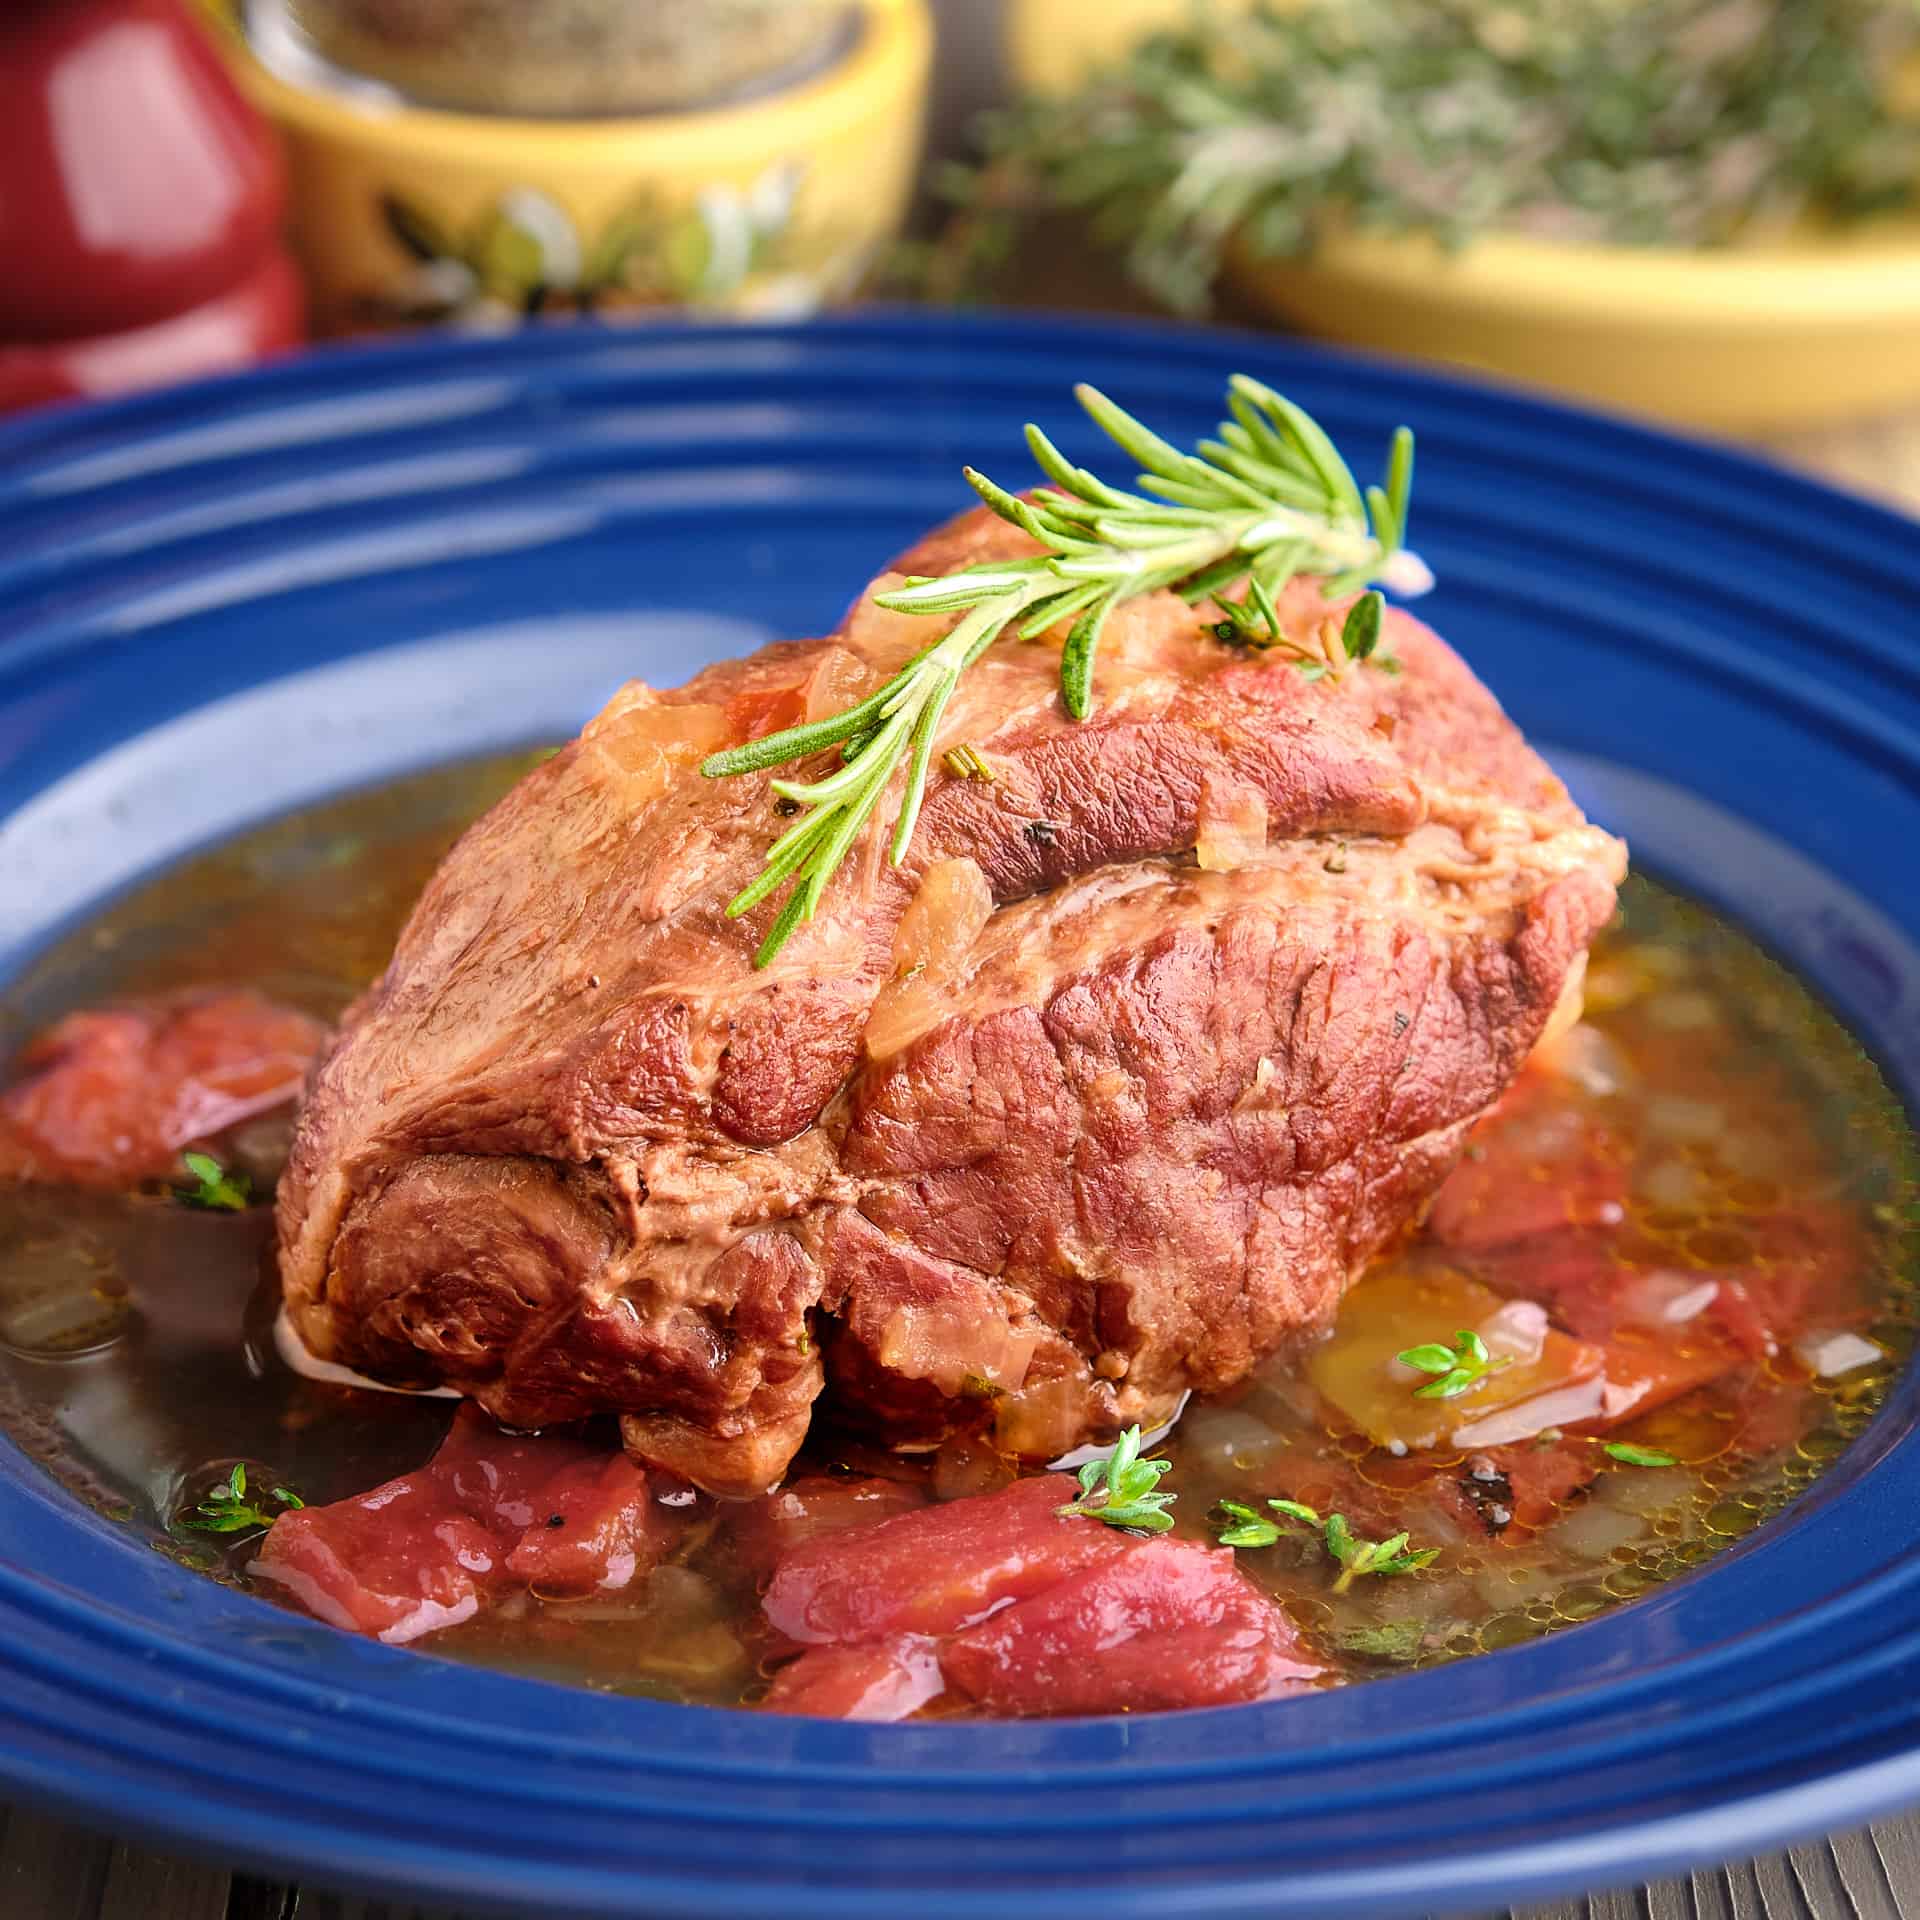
1003 0 1920 431
1226 217 1920 433
196 0 932 336
1004 0 1256 96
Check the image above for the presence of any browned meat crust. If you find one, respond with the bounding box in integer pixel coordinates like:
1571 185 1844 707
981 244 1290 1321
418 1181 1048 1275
278 508 1624 1493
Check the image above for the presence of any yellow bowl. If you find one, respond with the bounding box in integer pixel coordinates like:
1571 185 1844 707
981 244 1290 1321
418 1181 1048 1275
197 0 932 336
1227 218 1920 433
1004 0 1920 431
1004 0 1255 95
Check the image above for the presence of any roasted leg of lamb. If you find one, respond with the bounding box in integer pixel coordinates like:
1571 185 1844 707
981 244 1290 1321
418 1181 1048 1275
279 498 1624 1495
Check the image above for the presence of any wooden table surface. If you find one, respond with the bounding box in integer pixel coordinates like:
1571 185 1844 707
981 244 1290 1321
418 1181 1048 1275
5 1799 1919 1919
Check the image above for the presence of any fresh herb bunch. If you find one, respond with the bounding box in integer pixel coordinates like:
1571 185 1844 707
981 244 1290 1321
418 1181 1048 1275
1395 1327 1513 1400
175 1150 250 1212
702 374 1418 965
1216 1495 1437 1591
179 1463 304 1536
1057 1424 1178 1533
931 0 1920 312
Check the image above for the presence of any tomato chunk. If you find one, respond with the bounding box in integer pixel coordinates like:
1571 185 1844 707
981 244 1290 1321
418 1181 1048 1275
941 1538 1322 1715
763 1475 1125 1646
254 1408 676 1641
504 1454 674 1597
0 991 326 1187
252 1471 503 1644
1427 1078 1629 1252
431 1405 600 1533
730 1474 928 1577
762 1637 947 1722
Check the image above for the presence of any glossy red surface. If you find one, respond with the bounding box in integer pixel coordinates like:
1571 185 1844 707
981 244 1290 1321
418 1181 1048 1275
0 0 302 405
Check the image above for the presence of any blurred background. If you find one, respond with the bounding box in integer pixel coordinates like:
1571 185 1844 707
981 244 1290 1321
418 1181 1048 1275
7 0 1920 505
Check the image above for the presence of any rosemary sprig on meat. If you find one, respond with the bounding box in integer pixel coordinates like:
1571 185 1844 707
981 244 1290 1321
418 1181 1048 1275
701 375 1420 965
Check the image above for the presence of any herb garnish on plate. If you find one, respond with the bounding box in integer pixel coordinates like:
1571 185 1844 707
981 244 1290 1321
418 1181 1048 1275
175 1150 250 1212
1395 1327 1514 1400
1056 1424 1178 1533
179 1463 304 1536
1216 1497 1438 1592
703 375 1419 964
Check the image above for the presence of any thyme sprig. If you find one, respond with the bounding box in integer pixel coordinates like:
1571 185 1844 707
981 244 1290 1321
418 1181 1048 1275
1396 1327 1514 1401
1215 1496 1438 1591
175 1150 250 1213
702 375 1419 965
179 1463 304 1536
1056 1424 1177 1534
925 0 1920 315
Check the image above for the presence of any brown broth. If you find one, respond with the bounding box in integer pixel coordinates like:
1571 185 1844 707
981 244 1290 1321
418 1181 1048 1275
1 752 1915 1709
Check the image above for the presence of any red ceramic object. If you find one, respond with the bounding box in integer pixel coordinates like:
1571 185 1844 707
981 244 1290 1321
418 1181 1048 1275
0 0 305 410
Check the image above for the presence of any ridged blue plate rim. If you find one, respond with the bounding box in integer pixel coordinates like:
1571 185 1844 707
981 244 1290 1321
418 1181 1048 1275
0 310 1916 1919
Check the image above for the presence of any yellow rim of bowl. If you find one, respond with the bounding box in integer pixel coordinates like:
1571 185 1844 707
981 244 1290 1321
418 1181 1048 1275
1275 219 1920 327
201 0 931 163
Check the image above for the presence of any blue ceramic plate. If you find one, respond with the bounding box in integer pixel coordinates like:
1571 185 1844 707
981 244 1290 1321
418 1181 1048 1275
0 314 1917 1919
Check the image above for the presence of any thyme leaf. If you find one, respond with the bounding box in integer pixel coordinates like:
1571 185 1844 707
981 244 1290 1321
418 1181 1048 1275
175 1151 250 1213
1395 1327 1513 1400
1056 1424 1177 1533
1212 1496 1438 1591
179 1463 304 1536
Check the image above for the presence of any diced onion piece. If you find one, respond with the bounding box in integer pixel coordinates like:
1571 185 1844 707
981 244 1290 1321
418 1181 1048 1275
993 1372 1095 1461
1049 1392 1192 1471
805 645 876 723
1451 1376 1608 1448
583 695 730 798
1531 957 1587 1062
875 1302 1040 1399
1533 1016 1630 1098
1639 1158 1704 1209
1481 1298 1548 1369
1793 1329 1885 1379
1616 1271 1719 1329
1195 778 1269 873
865 858 994 1061
1550 1498 1649 1563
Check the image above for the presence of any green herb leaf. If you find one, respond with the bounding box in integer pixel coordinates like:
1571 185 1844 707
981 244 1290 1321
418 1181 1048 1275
1396 1327 1512 1401
1213 1499 1282 1549
1056 1424 1177 1533
1603 1442 1679 1467
178 1463 303 1536
1215 1495 1435 1591
1341 590 1384 661
704 374 1417 965
176 1151 251 1213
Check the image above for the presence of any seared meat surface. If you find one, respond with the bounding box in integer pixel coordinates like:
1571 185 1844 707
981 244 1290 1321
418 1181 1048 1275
278 508 1625 1494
